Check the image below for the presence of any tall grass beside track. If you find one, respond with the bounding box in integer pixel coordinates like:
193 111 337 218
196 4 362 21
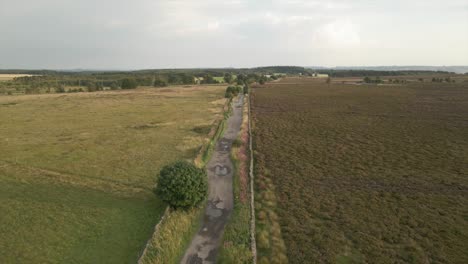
218 95 253 263
139 94 232 264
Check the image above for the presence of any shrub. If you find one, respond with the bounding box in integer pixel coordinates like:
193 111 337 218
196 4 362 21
364 76 383 84
259 77 266 85
225 85 242 98
154 78 167 87
243 83 249 94
154 161 207 209
257 230 270 249
232 138 242 147
121 78 138 89
201 74 218 84
87 82 97 92
109 82 119 90
224 73 233 84
56 86 65 93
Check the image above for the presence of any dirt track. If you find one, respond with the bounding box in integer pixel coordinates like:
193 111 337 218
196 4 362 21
180 95 244 264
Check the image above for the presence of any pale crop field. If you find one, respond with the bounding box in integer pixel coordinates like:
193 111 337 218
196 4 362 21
0 74 37 81
0 85 226 263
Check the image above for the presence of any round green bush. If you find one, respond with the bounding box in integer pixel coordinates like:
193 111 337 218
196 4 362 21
154 161 208 209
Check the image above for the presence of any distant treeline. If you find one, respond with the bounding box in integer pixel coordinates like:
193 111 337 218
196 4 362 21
0 66 457 95
0 68 276 95
0 66 307 76
313 69 452 77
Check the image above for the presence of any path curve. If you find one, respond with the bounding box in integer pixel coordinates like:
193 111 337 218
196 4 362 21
181 95 244 264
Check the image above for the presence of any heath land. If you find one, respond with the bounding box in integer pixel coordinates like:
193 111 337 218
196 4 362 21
252 77 468 263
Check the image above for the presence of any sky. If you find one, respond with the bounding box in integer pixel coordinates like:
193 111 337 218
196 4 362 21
0 0 467 69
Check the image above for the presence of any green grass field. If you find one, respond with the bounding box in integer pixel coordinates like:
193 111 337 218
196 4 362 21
213 75 237 84
252 77 468 263
0 86 226 263
213 76 225 83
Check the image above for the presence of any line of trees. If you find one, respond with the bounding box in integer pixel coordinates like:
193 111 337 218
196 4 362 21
432 77 455 83
2 68 283 95
225 86 242 98
363 76 383 84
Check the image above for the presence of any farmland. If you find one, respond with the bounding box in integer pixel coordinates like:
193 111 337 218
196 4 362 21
0 85 226 263
0 74 37 81
252 77 468 263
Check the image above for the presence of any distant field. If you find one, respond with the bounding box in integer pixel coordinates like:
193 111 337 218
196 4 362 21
252 77 468 263
0 86 226 263
213 76 225 83
0 74 37 81
213 75 237 83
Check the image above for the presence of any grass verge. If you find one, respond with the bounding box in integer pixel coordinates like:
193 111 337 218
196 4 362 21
138 207 203 264
138 95 233 264
251 88 289 264
218 95 253 263
253 159 288 264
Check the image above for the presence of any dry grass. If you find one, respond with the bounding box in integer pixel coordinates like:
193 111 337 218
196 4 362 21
0 74 37 81
139 91 230 264
0 85 226 263
138 207 203 264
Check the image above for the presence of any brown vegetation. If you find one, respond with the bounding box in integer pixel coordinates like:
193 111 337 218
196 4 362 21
252 77 468 263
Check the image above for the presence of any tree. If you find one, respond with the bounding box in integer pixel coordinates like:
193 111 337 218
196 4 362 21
154 78 167 87
225 85 242 98
87 82 97 92
168 74 180 84
236 74 246 85
56 85 65 93
180 73 194 84
109 82 119 90
243 83 249 94
154 161 207 208
121 78 138 89
246 73 260 84
201 74 217 84
224 73 233 84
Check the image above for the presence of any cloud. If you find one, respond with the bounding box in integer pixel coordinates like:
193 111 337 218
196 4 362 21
0 0 466 68
312 19 361 48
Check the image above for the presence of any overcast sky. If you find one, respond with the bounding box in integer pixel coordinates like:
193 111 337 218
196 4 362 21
1 0 467 69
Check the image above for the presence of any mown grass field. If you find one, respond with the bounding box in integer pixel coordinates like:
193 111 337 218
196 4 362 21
0 86 226 263
252 77 468 263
